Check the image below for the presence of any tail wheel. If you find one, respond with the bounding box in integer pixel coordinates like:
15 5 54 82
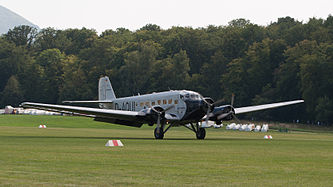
196 128 206 139
154 127 164 139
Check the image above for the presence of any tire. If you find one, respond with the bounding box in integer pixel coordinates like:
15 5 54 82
154 127 164 139
196 128 206 139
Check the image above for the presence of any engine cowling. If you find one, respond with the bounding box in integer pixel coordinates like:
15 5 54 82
208 105 235 122
137 105 166 122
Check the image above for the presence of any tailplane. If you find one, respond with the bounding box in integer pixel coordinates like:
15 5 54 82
62 76 115 104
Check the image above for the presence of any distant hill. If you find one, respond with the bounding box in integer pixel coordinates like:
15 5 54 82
0 5 39 35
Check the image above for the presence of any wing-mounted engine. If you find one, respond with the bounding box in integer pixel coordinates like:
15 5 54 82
137 105 175 139
137 105 175 124
138 105 166 124
207 105 235 124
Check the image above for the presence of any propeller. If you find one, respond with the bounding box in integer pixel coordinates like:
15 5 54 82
152 105 175 134
201 98 214 128
228 93 241 123
203 106 211 128
202 93 240 126
201 98 225 128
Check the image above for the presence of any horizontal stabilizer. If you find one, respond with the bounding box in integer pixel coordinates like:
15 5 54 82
62 100 113 104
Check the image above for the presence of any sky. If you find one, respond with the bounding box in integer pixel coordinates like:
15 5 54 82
1 0 332 33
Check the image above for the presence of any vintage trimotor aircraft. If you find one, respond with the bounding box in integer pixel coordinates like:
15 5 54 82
21 76 304 139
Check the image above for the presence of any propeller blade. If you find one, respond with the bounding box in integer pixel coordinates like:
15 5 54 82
212 98 225 106
156 113 161 134
151 107 161 114
203 109 210 128
232 113 241 123
231 93 235 106
217 111 233 121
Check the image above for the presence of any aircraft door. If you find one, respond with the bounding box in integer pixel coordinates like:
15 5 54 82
177 94 186 118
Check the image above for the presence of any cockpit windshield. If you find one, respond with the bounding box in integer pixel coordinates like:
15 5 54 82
180 92 200 100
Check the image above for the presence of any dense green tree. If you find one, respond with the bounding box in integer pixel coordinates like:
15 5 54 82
36 48 65 103
197 50 228 99
158 49 190 90
0 38 16 91
34 28 71 52
0 38 32 94
0 75 23 107
59 55 94 101
118 41 161 96
4 25 37 48
63 28 98 55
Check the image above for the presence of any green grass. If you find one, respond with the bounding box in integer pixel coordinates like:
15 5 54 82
0 115 333 186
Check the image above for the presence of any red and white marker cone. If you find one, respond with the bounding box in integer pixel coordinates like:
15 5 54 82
38 125 47 128
105 140 124 147
264 135 273 139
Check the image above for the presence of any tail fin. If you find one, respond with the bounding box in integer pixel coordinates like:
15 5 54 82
99 76 116 101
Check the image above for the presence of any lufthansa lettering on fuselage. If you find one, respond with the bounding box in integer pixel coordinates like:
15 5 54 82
114 101 136 111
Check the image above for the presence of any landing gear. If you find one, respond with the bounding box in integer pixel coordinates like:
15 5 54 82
154 123 174 139
196 127 206 139
184 123 207 139
154 127 164 139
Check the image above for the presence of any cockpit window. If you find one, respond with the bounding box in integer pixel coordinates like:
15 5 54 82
185 94 190 98
190 94 199 100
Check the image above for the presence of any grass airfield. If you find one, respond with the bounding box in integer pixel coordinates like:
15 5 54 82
0 115 332 186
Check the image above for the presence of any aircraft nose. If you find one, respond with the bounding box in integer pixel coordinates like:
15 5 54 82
199 99 209 113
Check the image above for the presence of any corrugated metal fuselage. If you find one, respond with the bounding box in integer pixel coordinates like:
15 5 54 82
99 90 206 124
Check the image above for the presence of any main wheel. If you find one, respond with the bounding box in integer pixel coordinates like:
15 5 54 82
154 127 164 139
196 128 206 139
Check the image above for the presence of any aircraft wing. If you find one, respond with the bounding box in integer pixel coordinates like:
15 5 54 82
234 100 304 114
21 102 180 127
21 102 138 119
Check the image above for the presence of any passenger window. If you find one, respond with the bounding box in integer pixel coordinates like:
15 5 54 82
174 100 178 104
152 101 155 105
163 100 167 104
145 102 150 107
168 99 172 104
157 100 161 105
140 102 144 107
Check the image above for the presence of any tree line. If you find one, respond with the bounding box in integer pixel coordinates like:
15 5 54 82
0 16 332 124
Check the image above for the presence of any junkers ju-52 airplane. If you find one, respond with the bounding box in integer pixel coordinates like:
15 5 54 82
21 76 304 139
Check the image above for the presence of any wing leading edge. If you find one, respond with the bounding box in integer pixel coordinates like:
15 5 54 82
21 102 144 127
21 102 181 127
234 100 304 114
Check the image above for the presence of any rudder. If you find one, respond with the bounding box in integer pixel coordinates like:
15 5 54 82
98 76 116 101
